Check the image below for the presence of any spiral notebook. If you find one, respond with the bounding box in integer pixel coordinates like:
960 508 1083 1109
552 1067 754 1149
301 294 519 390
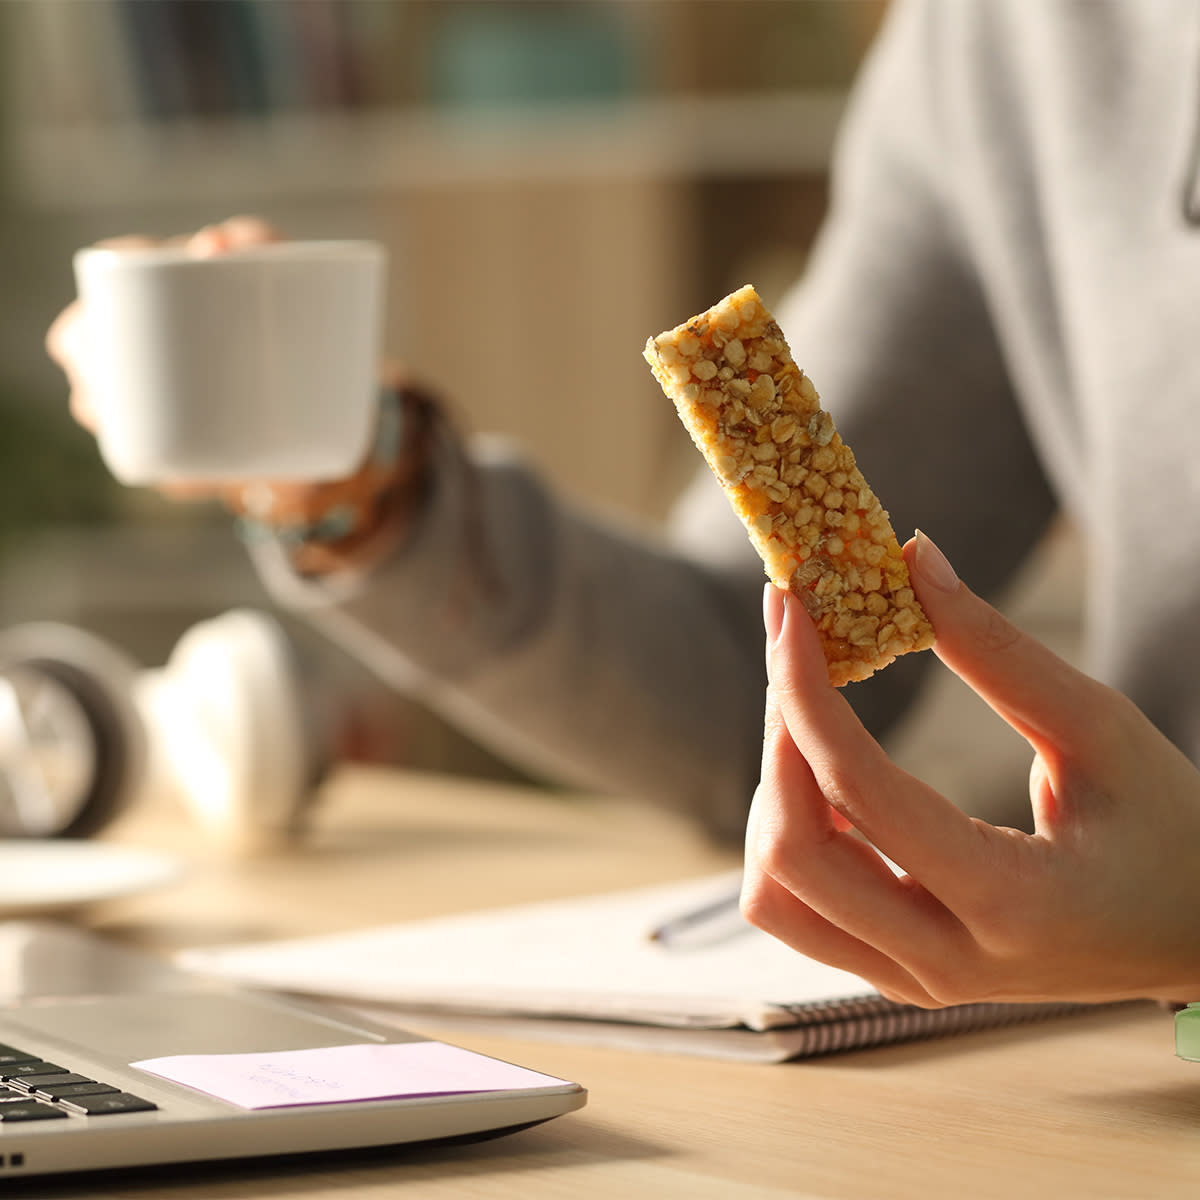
176 872 1089 1063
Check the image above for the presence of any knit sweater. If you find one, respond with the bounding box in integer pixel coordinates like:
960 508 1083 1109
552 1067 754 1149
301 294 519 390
254 0 1200 842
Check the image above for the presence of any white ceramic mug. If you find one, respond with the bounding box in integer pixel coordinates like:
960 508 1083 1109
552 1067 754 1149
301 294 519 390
72 240 387 484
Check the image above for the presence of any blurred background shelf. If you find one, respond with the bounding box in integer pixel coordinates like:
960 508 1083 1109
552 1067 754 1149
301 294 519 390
10 90 848 208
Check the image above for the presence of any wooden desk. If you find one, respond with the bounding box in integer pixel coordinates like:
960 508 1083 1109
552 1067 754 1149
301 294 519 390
24 767 1200 1199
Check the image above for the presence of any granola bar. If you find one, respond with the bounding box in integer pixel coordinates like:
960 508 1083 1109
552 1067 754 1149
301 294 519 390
644 284 934 686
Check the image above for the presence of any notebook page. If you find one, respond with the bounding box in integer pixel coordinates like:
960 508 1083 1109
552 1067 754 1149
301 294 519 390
177 872 879 1031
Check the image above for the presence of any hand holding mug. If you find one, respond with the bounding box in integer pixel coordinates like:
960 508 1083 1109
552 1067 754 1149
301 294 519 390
47 217 433 573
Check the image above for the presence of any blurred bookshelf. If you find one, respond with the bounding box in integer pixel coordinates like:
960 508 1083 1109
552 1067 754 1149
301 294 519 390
3 0 879 214
0 0 885 778
4 1 877 121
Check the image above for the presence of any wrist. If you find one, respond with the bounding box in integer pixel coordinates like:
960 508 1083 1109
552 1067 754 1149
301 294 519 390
233 383 439 574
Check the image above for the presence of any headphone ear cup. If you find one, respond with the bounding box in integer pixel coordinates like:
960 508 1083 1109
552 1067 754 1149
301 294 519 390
136 609 322 851
0 623 146 839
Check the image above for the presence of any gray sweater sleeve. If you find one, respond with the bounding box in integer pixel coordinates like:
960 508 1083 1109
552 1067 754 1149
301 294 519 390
251 0 1056 840
773 0 1059 737
252 428 767 843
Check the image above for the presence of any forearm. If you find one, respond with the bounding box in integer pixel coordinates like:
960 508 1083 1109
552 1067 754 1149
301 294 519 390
251 427 768 842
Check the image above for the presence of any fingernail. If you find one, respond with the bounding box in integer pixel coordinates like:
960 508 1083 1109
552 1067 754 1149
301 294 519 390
763 582 786 645
187 227 223 257
913 529 959 593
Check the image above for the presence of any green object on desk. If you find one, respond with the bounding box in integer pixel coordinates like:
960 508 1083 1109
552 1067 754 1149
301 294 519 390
1174 1004 1200 1060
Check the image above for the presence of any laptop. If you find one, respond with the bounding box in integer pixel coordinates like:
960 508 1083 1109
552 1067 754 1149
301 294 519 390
0 920 586 1180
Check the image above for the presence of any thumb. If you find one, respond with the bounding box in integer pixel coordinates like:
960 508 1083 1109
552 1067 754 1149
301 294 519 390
904 531 1104 757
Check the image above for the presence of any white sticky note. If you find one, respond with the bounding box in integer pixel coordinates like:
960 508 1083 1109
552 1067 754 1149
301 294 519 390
132 1041 570 1110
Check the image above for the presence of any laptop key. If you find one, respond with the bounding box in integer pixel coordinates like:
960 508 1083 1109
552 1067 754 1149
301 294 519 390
59 1092 158 1116
0 1101 68 1122
0 1044 39 1066
8 1073 95 1093
34 1082 119 1101
0 1060 66 1080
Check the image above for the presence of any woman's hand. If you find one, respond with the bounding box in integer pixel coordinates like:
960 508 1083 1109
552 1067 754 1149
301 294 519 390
742 531 1200 1007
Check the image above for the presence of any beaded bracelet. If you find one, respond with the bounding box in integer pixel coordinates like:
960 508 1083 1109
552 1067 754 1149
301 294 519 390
233 386 408 551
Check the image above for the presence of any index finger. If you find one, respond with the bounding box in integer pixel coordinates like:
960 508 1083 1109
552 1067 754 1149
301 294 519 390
906 532 1110 760
187 215 284 257
766 584 993 898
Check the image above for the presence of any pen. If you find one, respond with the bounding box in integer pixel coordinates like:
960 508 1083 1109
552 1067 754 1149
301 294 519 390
647 885 747 948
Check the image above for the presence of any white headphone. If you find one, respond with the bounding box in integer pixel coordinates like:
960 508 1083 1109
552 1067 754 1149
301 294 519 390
0 611 327 849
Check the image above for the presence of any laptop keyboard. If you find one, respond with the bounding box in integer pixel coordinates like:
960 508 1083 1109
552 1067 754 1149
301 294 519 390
0 1042 157 1123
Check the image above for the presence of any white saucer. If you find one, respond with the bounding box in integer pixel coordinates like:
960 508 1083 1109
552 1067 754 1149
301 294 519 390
0 841 182 917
